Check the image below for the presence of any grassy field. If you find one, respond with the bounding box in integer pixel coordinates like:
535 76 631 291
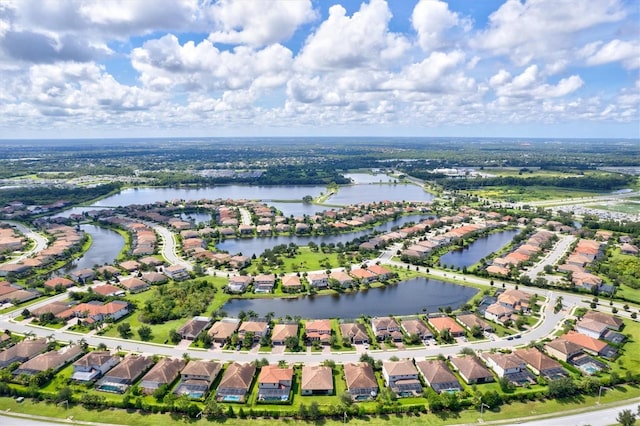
611 318 640 374
590 202 640 215
469 186 602 202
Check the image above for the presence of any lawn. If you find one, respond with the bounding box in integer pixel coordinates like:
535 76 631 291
245 247 345 275
469 186 602 202
590 202 640 215
610 318 640 374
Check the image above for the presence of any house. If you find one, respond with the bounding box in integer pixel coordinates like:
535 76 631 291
450 356 494 384
621 243 639 255
119 260 141 272
96 355 153 393
281 275 302 292
174 360 222 398
456 314 494 333
44 277 74 290
497 289 531 311
344 362 378 400
139 358 186 394
367 264 392 280
31 301 70 318
481 352 535 385
229 255 250 269
215 362 256 402
57 300 129 325
12 345 83 376
253 274 276 293
371 316 403 342
0 338 48 368
177 316 211 340
382 359 422 396
340 322 370 344
514 348 567 379
142 272 168 285
428 316 465 337
561 331 618 359
164 264 189 280
306 272 328 289
350 268 377 284
415 359 461 393
576 311 623 339
484 303 514 324
70 268 95 283
330 270 353 288
305 319 332 344
119 277 149 293
71 351 120 382
238 320 269 342
258 364 294 401
227 275 253 293
271 323 298 346
544 338 584 362
401 318 433 341
208 318 240 344
92 284 125 297
301 365 334 396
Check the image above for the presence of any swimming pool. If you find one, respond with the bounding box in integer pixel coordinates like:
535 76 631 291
222 395 241 402
580 364 599 374
97 383 125 394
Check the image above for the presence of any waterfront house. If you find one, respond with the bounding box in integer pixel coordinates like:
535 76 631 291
216 362 256 402
306 272 329 289
140 358 186 394
344 362 378 400
253 274 276 293
401 318 433 341
428 316 465 337
371 316 403 342
301 365 334 396
450 356 494 384
350 268 377 284
257 364 294 401
71 351 120 382
367 264 392 280
305 319 332 344
282 275 302 292
174 360 222 398
330 270 353 288
382 359 422 396
340 322 370 344
415 359 461 393
271 323 298 346
208 318 240 344
238 320 269 342
227 275 253 293
12 345 83 376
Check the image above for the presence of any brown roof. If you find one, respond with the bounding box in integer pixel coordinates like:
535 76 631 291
544 338 583 356
281 275 301 287
581 311 623 330
415 359 458 385
218 362 256 390
73 351 119 369
482 352 524 370
15 345 83 373
401 318 432 336
340 323 369 341
514 348 562 372
0 338 48 364
44 277 74 288
429 317 464 334
271 324 298 342
239 320 268 334
208 320 240 339
456 314 492 331
305 319 331 333
344 362 377 391
140 358 186 386
181 360 222 380
178 317 211 337
562 331 608 353
119 277 148 290
450 356 493 382
258 364 294 384
31 301 69 317
301 365 333 392
104 355 153 381
383 359 418 377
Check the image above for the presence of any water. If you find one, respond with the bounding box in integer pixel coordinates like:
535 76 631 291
344 173 395 184
216 214 430 257
221 277 477 319
268 201 329 217
67 224 124 272
439 229 520 268
179 212 212 225
328 183 433 205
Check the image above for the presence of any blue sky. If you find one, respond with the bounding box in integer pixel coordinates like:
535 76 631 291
0 0 638 139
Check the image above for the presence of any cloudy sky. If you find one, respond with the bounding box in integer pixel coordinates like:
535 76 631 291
0 0 638 139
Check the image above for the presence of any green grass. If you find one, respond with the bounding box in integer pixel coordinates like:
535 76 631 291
610 318 640 374
590 202 640 215
469 186 602 202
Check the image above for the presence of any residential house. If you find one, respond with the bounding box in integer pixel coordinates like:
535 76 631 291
208 318 240 344
456 314 494 333
497 289 531 311
119 260 141 273
96 355 153 393
140 358 186 394
350 268 377 284
306 272 328 289
0 338 48 368
281 275 302 292
344 362 378 400
229 255 250 269
271 323 298 346
92 284 125 297
301 365 334 396
428 316 465 337
70 268 95 283
514 348 567 379
71 351 120 382
367 264 392 280
215 362 256 402
119 277 149 293
481 352 535 385
544 338 584 363
450 356 494 384
227 275 253 293
415 359 462 393
12 345 83 376
576 311 623 339
305 319 332 345
330 270 353 288
253 274 276 293
257 364 294 401
238 320 269 342
56 300 129 326
382 359 422 396
484 303 514 324
178 316 211 340
340 322 370 344
562 331 618 359
164 264 189 280
44 277 74 290
401 318 433 341
174 360 222 398
371 316 403 342
142 272 168 285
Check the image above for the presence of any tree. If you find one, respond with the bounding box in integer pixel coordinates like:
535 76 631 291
470 325 483 338
117 322 132 339
153 384 169 402
284 336 300 352
56 386 73 403
138 325 152 341
617 409 636 426
169 329 181 344
548 377 577 399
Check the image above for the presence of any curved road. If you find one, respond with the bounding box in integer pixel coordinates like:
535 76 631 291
153 225 192 270
1 221 48 265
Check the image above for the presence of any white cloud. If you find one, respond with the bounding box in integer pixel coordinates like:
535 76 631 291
207 0 316 46
493 65 583 99
583 39 640 69
296 0 409 71
411 0 470 51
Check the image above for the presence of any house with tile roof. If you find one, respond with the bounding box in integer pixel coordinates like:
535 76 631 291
238 320 269 342
401 318 433 341
72 351 120 382
12 345 83 376
514 348 567 379
428 316 465 337
257 364 294 401
301 365 334 396
227 275 253 293
119 276 149 293
415 359 461 393
140 358 186 394
281 275 302 292
371 316 403 342
215 362 256 402
382 359 422 396
92 284 125 297
344 362 378 400
543 338 583 362
96 355 153 393
456 313 493 333
208 318 240 344
178 316 211 340
271 323 298 345
306 272 328 289
562 331 617 359
174 360 222 398
450 356 494 384
340 322 370 344
0 338 48 368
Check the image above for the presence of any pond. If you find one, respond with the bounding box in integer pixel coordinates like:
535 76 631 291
439 229 520 269
66 224 124 272
221 277 477 319
216 214 430 257
327 183 433 205
344 172 395 184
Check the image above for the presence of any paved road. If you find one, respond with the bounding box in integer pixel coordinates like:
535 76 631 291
153 225 192 270
1 221 48 265
238 207 252 226
526 234 575 280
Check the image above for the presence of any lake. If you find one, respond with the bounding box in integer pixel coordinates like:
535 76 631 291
439 229 520 268
327 183 433 205
216 214 430 257
221 277 477 319
66 224 124 272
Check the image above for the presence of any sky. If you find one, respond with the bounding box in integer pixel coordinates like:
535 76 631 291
0 0 638 139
